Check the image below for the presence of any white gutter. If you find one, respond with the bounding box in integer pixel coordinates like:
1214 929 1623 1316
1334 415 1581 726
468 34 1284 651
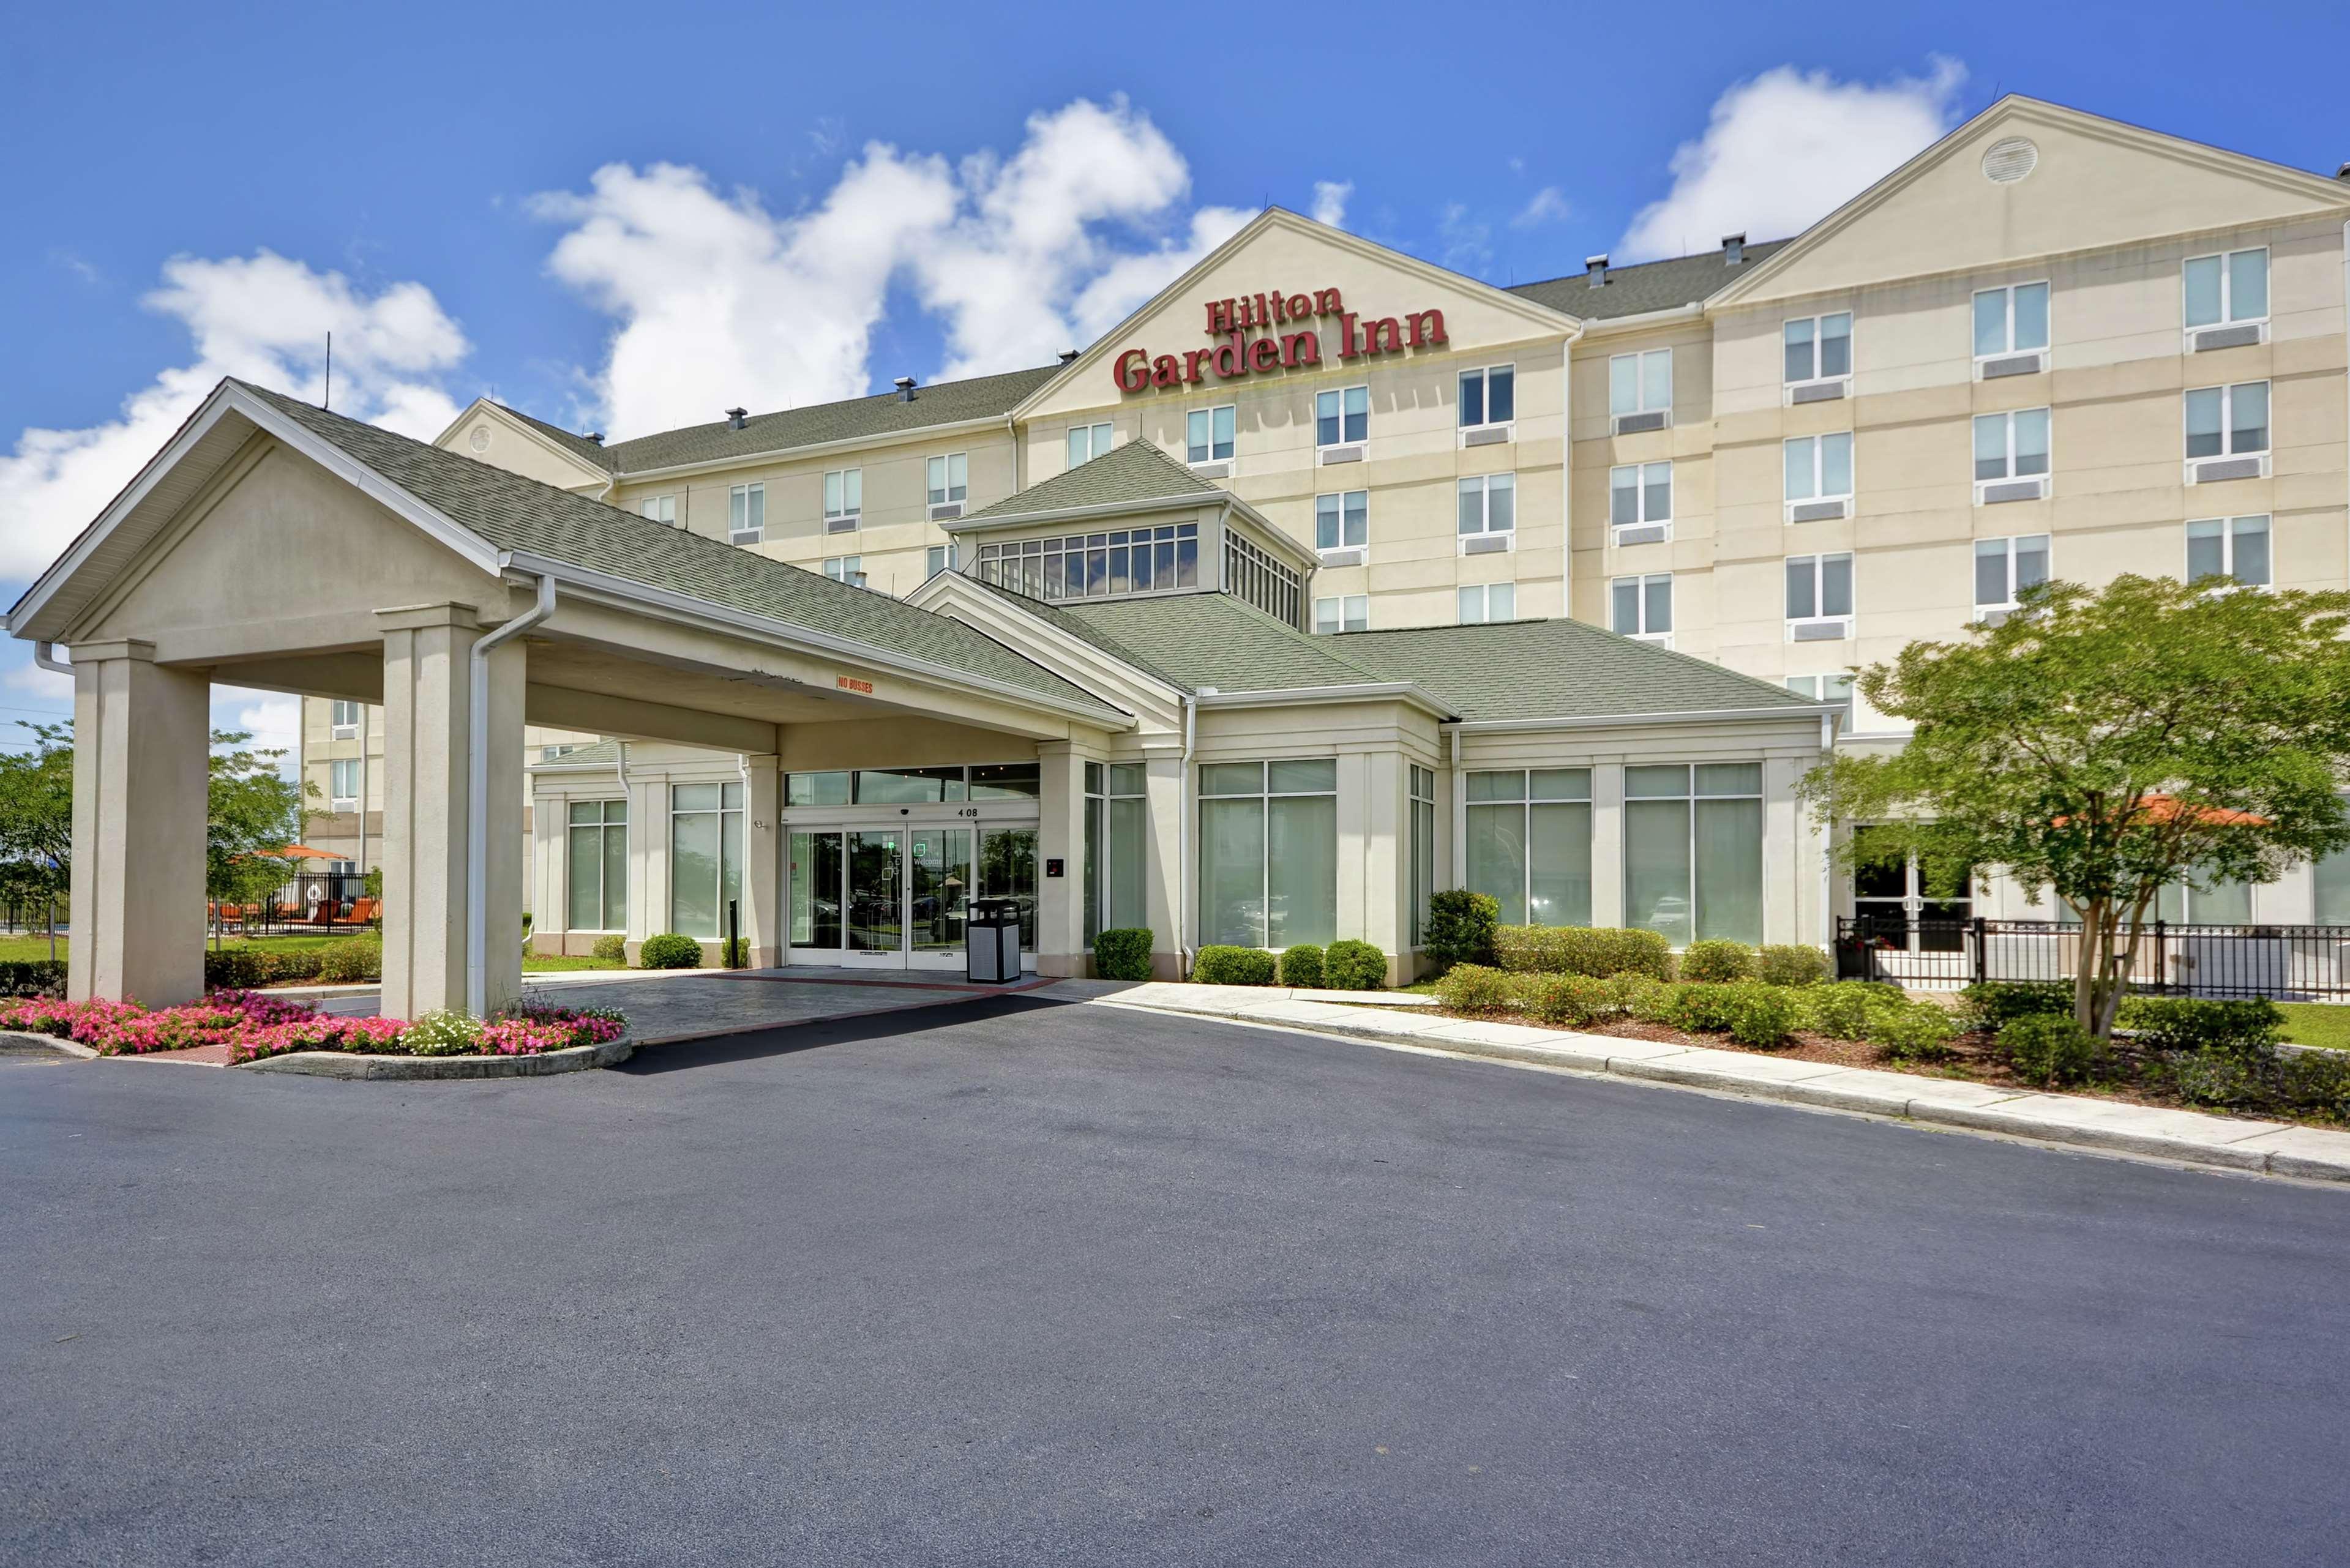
466 572 556 1017
1451 703 1840 734
1819 711 1838 948
1178 692 1196 978
32 641 71 679
1191 681 1453 721
1575 301 1705 338
612 413 1011 486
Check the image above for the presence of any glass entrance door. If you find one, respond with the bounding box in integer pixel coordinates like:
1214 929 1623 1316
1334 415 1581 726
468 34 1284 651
908 829 971 969
844 831 902 965
1852 826 1972 952
788 822 1033 969
978 827 1037 951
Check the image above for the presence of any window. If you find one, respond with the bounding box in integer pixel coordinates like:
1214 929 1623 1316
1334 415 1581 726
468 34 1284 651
1199 759 1338 949
668 783 743 940
541 744 578 762
2184 247 2267 329
785 763 1036 806
1457 472 1516 537
1973 408 2051 492
728 483 764 546
972 523 1198 601
2315 799 2350 924
1624 763 1764 946
1067 422 1113 467
2185 382 2269 459
1784 433 1854 506
1467 768 1593 927
1409 765 1437 947
2187 516 2271 587
2157 873 2255 927
1315 385 1369 448
1974 535 2049 618
1085 761 1150 945
566 799 628 931
1785 672 1854 707
1459 365 1515 428
1783 313 1852 384
329 700 361 739
1315 490 1368 553
823 468 861 531
1609 348 1671 421
1186 405 1235 464
925 543 957 579
1457 582 1516 624
821 555 862 583
638 493 678 526
1611 573 1672 642
1610 462 1672 535
926 454 967 507
1314 595 1368 635
329 758 360 810
1973 283 2050 358
1786 553 1855 630
1224 532 1305 627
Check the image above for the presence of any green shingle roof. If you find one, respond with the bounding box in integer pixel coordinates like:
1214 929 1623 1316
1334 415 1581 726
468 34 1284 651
528 739 621 771
494 403 618 473
962 437 1225 523
1508 240 1791 322
1056 592 1389 695
236 382 1120 717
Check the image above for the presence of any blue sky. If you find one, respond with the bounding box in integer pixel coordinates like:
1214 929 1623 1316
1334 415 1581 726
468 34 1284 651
3 0 2345 752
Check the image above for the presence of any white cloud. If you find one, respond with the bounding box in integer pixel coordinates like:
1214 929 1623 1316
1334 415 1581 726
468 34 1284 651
1511 187 1571 229
1311 180 1352 229
536 96 1254 432
1618 58 1968 261
2 657 72 705
0 252 468 583
1437 203 1493 274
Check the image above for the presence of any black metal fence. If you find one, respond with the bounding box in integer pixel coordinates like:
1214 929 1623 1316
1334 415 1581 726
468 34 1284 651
1835 916 2350 999
211 872 374 935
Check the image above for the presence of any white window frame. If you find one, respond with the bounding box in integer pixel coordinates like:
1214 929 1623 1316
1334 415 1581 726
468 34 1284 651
1608 348 1672 430
1458 364 1516 431
1456 472 1516 548
1972 282 2051 372
638 493 678 526
1972 408 2053 502
1315 385 1370 452
565 799 629 934
823 468 861 532
1067 422 1113 468
1610 572 1673 646
1784 551 1855 641
1781 311 1853 394
329 699 361 739
1314 489 1368 560
926 453 967 509
1973 534 2051 622
2183 381 2271 482
728 482 764 547
1784 672 1855 708
2183 246 2269 345
329 758 361 812
1457 582 1516 624
2186 515 2272 589
1783 432 1854 520
925 543 958 580
1186 405 1236 466
1312 594 1368 635
1609 461 1672 542
822 554 863 584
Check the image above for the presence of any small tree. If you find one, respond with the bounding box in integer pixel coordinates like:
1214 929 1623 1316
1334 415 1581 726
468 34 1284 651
0 723 75 961
1800 575 2350 1039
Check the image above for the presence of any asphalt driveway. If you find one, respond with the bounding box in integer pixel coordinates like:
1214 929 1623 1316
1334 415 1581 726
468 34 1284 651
6 996 2348 1566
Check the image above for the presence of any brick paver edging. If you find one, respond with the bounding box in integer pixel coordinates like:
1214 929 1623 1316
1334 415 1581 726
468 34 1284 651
238 1035 636 1080
1085 984 2350 1185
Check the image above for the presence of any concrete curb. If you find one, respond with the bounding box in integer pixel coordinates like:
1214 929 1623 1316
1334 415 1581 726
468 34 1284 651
238 1035 635 1080
1093 986 2350 1185
0 1028 97 1059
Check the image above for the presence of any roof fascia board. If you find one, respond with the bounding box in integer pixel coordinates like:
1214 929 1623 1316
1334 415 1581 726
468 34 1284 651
908 574 1189 702
1574 302 1707 340
1448 704 1837 734
1195 681 1453 722
609 412 1011 484
440 397 613 482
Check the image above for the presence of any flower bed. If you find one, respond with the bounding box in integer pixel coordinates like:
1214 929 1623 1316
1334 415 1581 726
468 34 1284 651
0 990 625 1066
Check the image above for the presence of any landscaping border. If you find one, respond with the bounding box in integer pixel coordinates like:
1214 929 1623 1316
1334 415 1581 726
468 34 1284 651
238 1035 635 1079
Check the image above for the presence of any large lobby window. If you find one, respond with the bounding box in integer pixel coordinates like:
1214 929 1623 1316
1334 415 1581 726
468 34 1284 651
566 800 628 932
1624 763 1763 947
670 782 743 940
1410 765 1436 947
1199 759 1336 948
1084 762 1149 944
1467 768 1592 928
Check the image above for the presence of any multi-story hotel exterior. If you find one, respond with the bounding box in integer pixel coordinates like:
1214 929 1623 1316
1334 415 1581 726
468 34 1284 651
42 92 2343 1012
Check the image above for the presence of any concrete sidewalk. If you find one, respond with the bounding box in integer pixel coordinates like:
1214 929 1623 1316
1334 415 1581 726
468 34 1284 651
1060 980 2350 1184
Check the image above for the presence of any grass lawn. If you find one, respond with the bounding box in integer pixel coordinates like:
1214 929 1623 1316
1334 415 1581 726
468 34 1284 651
2277 1003 2350 1051
2 931 618 977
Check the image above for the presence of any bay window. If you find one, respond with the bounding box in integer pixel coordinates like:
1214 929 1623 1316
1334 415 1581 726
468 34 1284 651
1466 768 1592 928
728 482 764 546
1783 312 1852 384
1459 365 1515 428
1611 573 1672 643
1973 283 2050 358
1314 595 1368 635
2187 515 2270 586
1457 582 1515 624
1187 405 1235 464
1199 759 1337 949
1316 386 1369 448
670 782 743 940
1315 490 1368 553
566 799 628 932
1624 763 1764 947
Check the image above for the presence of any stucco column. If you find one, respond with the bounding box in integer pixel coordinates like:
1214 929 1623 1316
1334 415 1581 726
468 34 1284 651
375 603 525 1019
67 641 209 1006
740 755 780 967
1034 741 1091 977
1140 741 1186 979
1590 763 1625 928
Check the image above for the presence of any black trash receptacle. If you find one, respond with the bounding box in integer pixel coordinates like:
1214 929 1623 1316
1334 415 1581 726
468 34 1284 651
967 897 1022 984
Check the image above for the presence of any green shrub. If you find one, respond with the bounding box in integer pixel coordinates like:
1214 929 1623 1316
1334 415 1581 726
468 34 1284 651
1516 973 1614 1028
2117 997 2283 1062
1663 983 1742 1034
1999 1014 2108 1088
402 1010 485 1056
1957 981 2075 1034
2160 1050 2264 1107
1493 925 1674 980
1630 979 1688 1026
1193 945 1276 986
1724 984 1800 1048
2279 1049 2350 1118
1092 927 1154 982
1423 890 1499 973
589 934 628 966
1756 944 1830 988
1434 963 1516 1015
1869 1002 1961 1064
1802 981 1905 1040
638 933 703 970
0 959 67 999
1680 939 1756 984
1277 944 1325 988
315 935 381 985
1322 939 1387 991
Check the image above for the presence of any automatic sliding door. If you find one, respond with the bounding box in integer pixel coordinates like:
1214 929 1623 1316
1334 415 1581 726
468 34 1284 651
847 831 904 957
790 831 844 954
979 827 1037 957
910 829 971 965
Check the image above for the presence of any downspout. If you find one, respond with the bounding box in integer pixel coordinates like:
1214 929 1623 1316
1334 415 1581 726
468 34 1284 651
1178 691 1196 977
32 641 70 679
466 572 557 1017
1819 711 1837 948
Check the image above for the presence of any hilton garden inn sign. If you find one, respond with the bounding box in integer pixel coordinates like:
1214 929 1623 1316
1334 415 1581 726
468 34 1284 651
1112 286 1450 392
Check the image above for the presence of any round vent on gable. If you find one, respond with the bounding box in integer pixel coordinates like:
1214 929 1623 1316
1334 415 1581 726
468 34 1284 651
469 425 492 454
1981 136 2040 185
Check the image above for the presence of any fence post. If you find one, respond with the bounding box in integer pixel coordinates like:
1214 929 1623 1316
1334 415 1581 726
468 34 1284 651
1972 916 1988 987
727 898 741 969
2152 918 2167 996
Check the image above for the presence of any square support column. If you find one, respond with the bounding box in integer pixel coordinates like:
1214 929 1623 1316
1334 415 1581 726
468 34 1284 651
67 641 210 1006
1140 741 1187 979
740 755 780 968
1035 741 1095 977
376 603 525 1020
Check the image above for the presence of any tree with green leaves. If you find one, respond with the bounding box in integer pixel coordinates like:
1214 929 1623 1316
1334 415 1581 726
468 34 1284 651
0 722 75 961
207 730 307 946
1799 575 2350 1039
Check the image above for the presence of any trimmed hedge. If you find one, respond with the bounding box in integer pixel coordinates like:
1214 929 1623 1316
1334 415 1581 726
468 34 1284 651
1322 939 1386 990
1193 945 1276 986
1756 944 1830 988
1999 1014 2108 1087
638 933 703 970
1432 963 1516 1014
1423 890 1499 973
1957 981 2074 1034
1277 944 1325 988
203 947 325 991
0 959 69 999
1494 924 1674 981
1679 939 1756 983
315 936 381 985
2117 996 2282 1061
1095 928 1154 981
590 934 628 965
